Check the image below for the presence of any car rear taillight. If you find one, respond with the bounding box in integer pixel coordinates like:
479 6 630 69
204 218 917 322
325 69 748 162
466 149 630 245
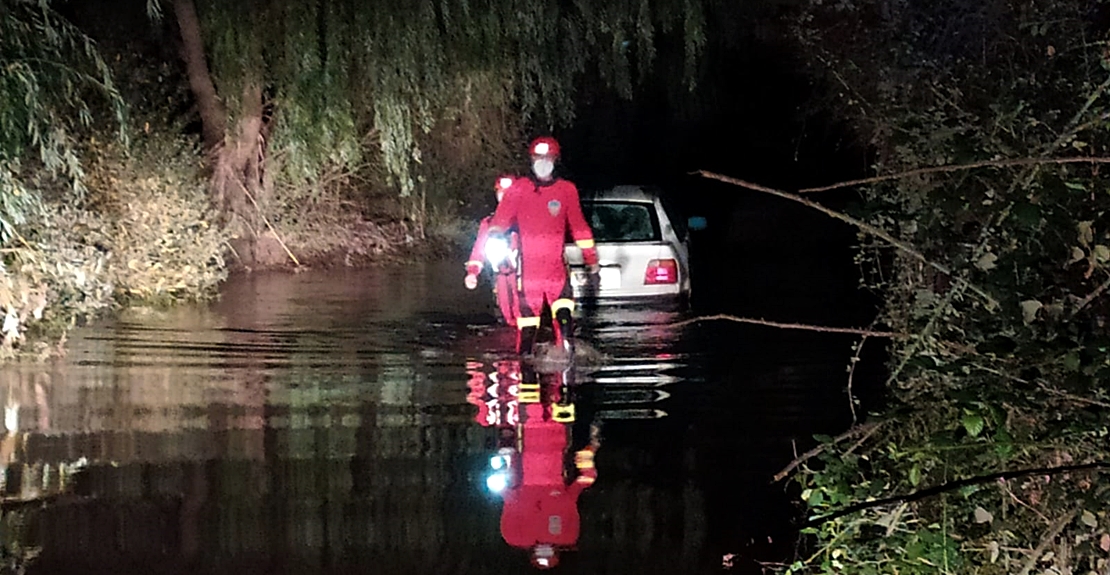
644 259 678 285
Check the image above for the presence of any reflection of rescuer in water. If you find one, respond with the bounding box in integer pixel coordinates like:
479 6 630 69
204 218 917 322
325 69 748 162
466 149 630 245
465 176 522 327
486 136 599 355
473 361 601 570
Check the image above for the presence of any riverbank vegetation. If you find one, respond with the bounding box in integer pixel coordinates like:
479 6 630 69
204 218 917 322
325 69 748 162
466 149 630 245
775 1 1110 573
0 0 710 360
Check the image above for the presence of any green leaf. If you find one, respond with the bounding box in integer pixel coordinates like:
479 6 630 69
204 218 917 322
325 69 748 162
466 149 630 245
1021 300 1042 324
909 464 921 487
807 489 825 507
962 413 985 437
1063 351 1081 372
1094 245 1110 263
958 484 981 498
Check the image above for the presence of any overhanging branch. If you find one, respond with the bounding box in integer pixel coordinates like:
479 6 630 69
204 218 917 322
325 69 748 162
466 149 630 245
695 170 999 309
797 156 1110 194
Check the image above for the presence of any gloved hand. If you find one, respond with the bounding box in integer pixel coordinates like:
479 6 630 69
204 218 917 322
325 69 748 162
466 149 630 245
583 246 600 275
464 262 482 289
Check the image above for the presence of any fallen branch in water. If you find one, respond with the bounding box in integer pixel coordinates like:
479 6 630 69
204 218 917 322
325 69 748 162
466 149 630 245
797 156 1110 194
772 421 883 484
695 170 999 310
670 314 907 338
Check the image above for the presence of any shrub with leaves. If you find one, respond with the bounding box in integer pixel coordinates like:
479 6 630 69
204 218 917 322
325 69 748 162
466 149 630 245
1 130 228 358
780 0 1110 573
83 135 229 303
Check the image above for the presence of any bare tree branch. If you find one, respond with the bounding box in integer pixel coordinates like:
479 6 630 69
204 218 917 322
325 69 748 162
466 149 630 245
797 156 1110 194
1016 508 1080 575
669 314 906 338
772 422 884 484
1070 270 1110 318
695 170 1000 309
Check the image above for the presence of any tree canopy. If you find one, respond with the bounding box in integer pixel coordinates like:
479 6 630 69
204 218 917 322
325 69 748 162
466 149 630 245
167 0 709 197
0 0 125 245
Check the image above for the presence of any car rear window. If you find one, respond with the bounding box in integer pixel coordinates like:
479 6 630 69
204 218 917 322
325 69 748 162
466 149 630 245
582 201 661 242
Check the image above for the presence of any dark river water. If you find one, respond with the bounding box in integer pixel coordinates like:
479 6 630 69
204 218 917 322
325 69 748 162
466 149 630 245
0 226 882 575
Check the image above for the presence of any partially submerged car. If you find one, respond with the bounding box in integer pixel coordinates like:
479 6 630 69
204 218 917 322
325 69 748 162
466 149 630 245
564 185 703 303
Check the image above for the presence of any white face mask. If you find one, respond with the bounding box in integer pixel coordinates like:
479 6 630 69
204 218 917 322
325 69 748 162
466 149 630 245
532 158 554 180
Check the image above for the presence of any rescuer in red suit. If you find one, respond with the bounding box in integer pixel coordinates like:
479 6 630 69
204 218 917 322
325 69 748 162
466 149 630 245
465 176 522 327
498 369 601 570
487 137 599 354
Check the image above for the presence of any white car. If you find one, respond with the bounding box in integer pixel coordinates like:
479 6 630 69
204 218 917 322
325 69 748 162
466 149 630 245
564 185 701 303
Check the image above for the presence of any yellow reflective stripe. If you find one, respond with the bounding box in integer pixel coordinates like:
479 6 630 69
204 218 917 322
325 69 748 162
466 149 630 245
575 239 595 249
551 299 575 314
576 461 595 470
518 383 540 404
576 475 595 484
517 316 541 328
552 404 575 423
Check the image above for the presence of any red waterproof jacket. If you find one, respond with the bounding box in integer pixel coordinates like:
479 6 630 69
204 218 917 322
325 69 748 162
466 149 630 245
488 178 598 303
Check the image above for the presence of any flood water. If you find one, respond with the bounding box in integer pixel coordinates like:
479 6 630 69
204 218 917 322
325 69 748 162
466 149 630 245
0 237 881 574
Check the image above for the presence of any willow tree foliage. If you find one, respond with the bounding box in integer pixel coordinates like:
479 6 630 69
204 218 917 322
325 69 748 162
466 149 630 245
0 0 125 245
159 0 708 216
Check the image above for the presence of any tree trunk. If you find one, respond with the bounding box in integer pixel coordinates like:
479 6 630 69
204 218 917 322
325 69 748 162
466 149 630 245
211 83 264 224
172 0 225 151
172 0 277 265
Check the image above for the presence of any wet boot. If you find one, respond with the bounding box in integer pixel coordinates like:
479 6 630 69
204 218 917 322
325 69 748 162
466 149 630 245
517 325 538 356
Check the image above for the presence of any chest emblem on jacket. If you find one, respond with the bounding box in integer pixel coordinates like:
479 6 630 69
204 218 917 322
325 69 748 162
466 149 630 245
547 199 562 217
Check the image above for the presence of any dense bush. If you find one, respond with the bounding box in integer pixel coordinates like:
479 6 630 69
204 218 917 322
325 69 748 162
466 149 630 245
1 131 229 358
781 0 1110 573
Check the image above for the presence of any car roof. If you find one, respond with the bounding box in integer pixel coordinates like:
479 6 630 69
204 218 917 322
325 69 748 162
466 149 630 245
581 185 659 203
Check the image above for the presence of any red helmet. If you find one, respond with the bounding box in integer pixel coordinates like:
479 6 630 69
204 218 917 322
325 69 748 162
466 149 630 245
529 136 560 159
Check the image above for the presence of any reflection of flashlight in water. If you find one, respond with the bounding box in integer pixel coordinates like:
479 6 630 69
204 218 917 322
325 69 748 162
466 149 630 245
4 403 17 433
489 447 514 471
486 471 510 493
